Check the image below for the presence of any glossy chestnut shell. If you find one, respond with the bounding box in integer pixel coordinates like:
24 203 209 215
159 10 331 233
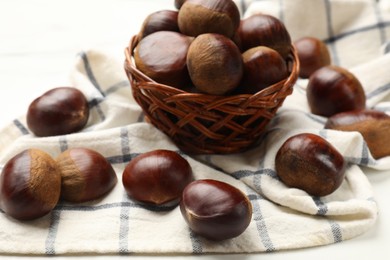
180 179 252 241
27 87 89 137
307 65 366 117
56 147 118 203
134 31 192 89
294 36 331 78
238 14 292 58
138 10 179 39
240 46 288 94
0 149 61 220
122 149 193 205
275 133 346 197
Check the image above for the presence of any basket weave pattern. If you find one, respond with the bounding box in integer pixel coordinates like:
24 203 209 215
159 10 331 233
124 35 299 154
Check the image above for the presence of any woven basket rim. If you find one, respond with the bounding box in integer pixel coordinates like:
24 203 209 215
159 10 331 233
124 34 299 103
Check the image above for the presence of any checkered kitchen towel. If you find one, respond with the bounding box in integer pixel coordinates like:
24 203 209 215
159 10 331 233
1 0 390 255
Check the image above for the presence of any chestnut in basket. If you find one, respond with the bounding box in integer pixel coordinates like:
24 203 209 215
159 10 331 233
178 0 240 38
325 110 390 159
239 46 289 94
134 31 192 89
180 179 252 241
187 33 243 95
238 14 292 58
275 133 346 197
138 10 179 39
56 148 118 203
27 87 90 137
306 65 366 117
122 150 193 205
294 36 331 78
0 149 61 220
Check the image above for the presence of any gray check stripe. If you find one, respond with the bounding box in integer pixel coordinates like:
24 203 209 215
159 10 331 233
119 127 131 254
12 119 29 135
324 0 340 65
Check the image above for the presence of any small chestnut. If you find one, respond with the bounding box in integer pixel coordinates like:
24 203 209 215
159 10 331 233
186 33 243 95
138 10 179 39
178 0 240 38
180 179 252 241
27 87 89 137
238 14 292 58
306 65 366 117
325 111 390 159
56 148 117 203
324 109 390 129
134 31 192 89
239 46 289 94
122 149 193 205
0 149 61 220
275 133 346 197
294 36 331 78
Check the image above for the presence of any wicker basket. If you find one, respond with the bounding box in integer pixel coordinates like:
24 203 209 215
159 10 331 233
124 35 299 154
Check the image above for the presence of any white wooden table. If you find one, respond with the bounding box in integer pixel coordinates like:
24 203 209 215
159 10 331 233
0 1 389 259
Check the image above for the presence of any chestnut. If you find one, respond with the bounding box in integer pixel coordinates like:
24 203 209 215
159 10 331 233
138 10 179 39
294 36 331 78
180 179 252 241
186 33 243 95
56 148 117 203
325 111 390 159
122 149 193 205
275 133 346 197
27 87 89 137
306 65 366 117
239 46 289 94
238 14 292 58
134 31 192 89
0 149 61 220
178 0 240 38
324 109 390 129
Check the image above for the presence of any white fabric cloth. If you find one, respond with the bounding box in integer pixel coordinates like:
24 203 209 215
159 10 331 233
0 0 390 255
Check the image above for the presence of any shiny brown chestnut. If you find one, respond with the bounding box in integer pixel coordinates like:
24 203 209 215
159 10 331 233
134 31 192 89
307 65 366 117
56 147 117 203
180 179 252 241
27 87 89 137
178 0 240 38
325 111 390 159
0 149 61 220
122 149 193 205
275 133 346 196
238 14 292 58
239 46 289 94
294 36 331 78
187 33 243 95
138 10 179 39
324 109 390 129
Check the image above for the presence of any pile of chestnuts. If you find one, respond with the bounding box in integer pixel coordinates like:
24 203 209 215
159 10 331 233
0 147 118 221
276 34 390 196
1 82 254 241
122 149 253 241
134 0 293 95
